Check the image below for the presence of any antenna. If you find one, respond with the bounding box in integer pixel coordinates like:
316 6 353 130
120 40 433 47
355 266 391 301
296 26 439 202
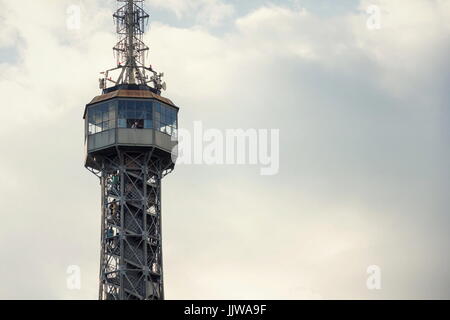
100 0 167 94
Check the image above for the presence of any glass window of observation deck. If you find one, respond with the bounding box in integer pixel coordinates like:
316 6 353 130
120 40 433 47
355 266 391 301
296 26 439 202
87 102 116 135
118 100 153 129
155 103 178 137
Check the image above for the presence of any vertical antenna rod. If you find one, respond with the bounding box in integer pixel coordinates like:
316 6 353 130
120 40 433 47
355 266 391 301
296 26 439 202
100 0 167 94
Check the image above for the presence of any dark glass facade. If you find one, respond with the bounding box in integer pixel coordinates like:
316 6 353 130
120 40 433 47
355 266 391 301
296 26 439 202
87 99 178 138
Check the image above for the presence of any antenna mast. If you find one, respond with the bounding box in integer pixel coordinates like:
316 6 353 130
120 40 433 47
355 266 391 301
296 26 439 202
100 0 166 94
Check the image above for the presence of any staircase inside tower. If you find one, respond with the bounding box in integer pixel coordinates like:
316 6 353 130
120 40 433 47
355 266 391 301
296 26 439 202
99 151 166 300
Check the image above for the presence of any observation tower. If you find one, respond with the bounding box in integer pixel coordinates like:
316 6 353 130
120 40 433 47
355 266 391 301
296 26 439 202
83 0 178 300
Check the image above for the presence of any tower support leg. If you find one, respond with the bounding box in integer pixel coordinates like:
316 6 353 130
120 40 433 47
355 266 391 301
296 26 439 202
98 149 167 300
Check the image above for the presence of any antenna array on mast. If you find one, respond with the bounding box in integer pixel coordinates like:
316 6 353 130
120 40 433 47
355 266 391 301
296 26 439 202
99 0 166 95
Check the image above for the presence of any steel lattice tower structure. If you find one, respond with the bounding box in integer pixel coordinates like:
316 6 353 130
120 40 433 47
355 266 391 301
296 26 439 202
83 0 179 300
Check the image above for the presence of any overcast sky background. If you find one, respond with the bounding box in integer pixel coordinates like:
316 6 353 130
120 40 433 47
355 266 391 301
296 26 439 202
0 0 449 299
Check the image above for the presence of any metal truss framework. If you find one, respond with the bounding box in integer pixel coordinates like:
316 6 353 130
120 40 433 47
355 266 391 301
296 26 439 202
100 0 166 94
89 148 173 300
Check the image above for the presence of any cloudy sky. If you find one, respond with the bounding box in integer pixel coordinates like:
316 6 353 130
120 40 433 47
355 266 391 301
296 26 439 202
0 0 449 299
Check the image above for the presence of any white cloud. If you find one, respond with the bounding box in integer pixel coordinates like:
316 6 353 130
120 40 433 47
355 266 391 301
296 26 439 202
0 0 448 299
148 0 449 114
351 0 450 101
147 0 234 26
0 0 114 130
